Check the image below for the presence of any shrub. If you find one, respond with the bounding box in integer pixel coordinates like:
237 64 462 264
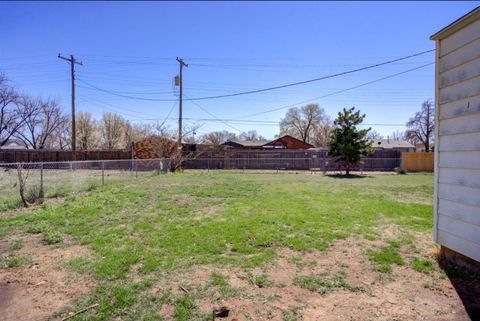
395 167 407 175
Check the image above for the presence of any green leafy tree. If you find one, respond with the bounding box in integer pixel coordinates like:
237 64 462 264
327 107 372 175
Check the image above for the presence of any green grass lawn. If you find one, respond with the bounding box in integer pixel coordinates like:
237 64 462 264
0 171 435 320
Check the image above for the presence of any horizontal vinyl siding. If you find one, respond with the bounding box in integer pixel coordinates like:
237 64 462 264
439 112 480 135
436 17 480 262
438 132 480 151
437 230 480 262
439 94 480 120
438 167 480 189
440 38 480 72
440 18 480 56
440 57 480 88
439 76 480 104
438 214 480 245
438 151 480 169
438 183 480 207
438 198 480 226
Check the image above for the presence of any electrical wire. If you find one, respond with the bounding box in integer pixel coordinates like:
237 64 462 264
125 116 405 127
77 85 174 96
157 100 178 129
184 94 242 133
75 49 434 102
235 62 434 119
77 93 162 118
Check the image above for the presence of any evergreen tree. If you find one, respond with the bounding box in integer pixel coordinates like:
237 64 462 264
328 107 372 175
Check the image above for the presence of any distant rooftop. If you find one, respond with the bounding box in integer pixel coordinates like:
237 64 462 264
372 139 414 149
224 139 271 147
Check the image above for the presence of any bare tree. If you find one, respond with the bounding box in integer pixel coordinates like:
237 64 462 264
52 119 71 150
311 116 334 147
239 130 266 141
14 97 68 149
367 130 383 140
405 100 435 152
123 121 155 147
76 111 100 150
100 112 126 149
280 104 327 144
0 75 27 147
201 130 237 145
390 130 405 141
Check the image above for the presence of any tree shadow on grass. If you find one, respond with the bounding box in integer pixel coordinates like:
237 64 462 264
325 174 371 179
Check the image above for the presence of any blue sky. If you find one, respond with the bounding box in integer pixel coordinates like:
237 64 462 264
1 1 478 139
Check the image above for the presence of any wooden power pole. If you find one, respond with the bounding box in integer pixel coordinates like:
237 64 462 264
58 54 83 161
176 57 188 149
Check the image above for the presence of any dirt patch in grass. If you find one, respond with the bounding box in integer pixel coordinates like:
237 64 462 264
0 234 95 321
146 235 472 321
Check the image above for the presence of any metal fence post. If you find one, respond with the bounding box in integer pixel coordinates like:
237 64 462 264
39 162 44 199
101 161 105 186
207 159 210 173
135 160 138 179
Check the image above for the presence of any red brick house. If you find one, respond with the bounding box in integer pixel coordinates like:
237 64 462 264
263 135 314 150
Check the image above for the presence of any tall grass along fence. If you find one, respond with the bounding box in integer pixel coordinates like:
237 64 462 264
183 149 405 171
0 158 171 212
0 148 132 163
401 152 434 172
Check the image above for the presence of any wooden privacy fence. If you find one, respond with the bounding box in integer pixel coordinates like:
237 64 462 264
401 152 434 172
0 149 132 163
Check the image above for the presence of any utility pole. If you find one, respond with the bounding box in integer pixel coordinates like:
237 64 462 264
176 57 188 149
58 54 83 161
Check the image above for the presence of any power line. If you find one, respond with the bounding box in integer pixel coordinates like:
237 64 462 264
77 84 173 96
77 97 146 119
190 61 433 68
236 62 434 119
77 94 161 118
76 49 434 102
184 50 433 101
184 94 242 133
124 116 405 127
77 62 433 129
157 100 178 129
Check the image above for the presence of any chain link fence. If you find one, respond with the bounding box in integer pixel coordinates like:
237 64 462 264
183 157 403 172
0 158 171 212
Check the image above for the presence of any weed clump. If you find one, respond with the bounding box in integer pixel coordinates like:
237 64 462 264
367 246 404 272
294 271 364 295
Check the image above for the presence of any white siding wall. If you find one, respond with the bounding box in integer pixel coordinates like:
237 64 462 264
435 17 480 262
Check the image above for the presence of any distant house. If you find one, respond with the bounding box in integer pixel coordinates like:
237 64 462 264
431 7 480 268
263 135 314 150
221 139 271 150
371 139 415 152
0 139 26 150
222 135 314 150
